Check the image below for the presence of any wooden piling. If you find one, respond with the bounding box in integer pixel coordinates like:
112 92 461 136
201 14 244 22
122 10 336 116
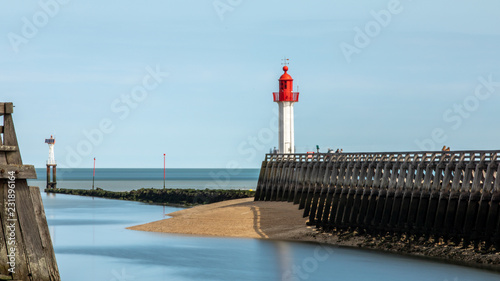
254 150 500 247
0 102 60 280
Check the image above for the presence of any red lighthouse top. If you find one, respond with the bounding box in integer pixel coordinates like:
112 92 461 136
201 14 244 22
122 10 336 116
273 66 299 102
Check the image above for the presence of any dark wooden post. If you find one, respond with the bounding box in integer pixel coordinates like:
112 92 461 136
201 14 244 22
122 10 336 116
0 102 60 280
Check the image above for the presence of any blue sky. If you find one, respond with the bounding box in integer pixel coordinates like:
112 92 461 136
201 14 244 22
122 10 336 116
1 0 500 168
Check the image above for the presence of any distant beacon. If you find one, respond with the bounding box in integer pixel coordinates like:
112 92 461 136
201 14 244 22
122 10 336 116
45 135 57 189
273 63 299 153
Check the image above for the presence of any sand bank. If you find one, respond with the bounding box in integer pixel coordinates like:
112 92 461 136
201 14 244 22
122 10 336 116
128 198 314 239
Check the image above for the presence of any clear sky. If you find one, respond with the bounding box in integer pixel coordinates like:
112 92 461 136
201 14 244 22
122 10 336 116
1 0 500 168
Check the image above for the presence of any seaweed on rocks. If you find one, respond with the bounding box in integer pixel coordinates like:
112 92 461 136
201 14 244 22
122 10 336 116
45 187 255 207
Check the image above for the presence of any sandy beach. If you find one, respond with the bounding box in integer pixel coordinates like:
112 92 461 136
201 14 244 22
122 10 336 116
128 198 315 239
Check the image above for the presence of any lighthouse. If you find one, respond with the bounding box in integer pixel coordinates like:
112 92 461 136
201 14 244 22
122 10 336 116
273 63 299 154
45 135 57 189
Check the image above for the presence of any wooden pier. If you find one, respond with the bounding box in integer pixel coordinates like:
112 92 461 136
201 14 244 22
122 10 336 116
255 151 500 248
0 103 60 281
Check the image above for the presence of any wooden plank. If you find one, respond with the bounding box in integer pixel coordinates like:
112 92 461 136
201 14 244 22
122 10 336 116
282 159 294 201
0 165 37 180
4 103 13 114
494 164 500 192
372 161 384 188
0 181 30 280
253 161 267 201
280 159 291 201
0 182 11 275
288 161 301 203
14 180 50 280
441 158 455 191
0 103 4 115
298 162 313 210
0 146 17 152
414 158 427 190
0 152 7 166
280 160 292 201
302 162 318 216
320 162 337 226
260 161 272 201
271 160 284 201
0 126 4 133
482 162 496 193
3 114 22 165
30 186 60 281
335 162 353 226
293 162 307 204
313 161 329 222
276 159 289 201
265 161 278 201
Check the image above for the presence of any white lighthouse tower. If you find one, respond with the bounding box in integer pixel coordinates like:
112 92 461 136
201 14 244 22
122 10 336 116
273 62 299 153
45 135 57 189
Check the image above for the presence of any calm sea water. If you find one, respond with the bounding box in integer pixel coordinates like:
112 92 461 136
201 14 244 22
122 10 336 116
42 193 500 281
31 168 259 191
36 169 500 280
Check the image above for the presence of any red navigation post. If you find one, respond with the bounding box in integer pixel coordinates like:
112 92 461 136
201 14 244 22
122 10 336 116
92 157 96 190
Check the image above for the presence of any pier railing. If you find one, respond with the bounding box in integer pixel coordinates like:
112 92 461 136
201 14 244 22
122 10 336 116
255 150 500 247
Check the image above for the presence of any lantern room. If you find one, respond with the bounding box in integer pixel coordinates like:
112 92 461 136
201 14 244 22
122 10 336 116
273 66 299 102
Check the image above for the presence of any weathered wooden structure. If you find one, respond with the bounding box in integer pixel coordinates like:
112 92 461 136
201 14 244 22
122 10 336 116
0 103 60 280
255 151 500 247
